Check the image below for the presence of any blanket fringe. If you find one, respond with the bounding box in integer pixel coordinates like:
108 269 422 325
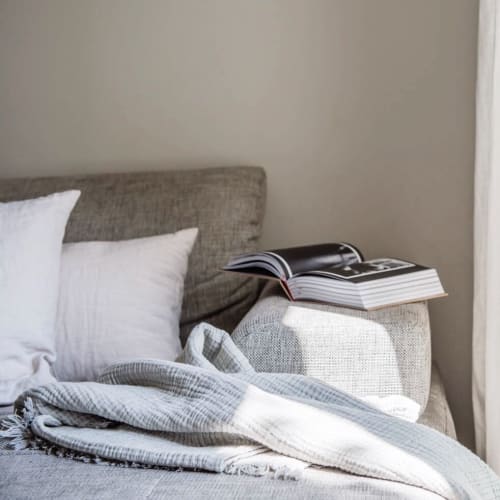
272 466 303 481
29 437 183 471
224 463 302 481
2 428 185 474
0 402 301 481
1 397 302 481
0 397 36 450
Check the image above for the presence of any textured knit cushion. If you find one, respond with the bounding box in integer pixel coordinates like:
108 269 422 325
54 229 198 381
419 365 456 439
0 191 80 406
0 167 266 343
232 286 432 412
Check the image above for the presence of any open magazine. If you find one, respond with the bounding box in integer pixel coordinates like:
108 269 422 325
224 243 446 310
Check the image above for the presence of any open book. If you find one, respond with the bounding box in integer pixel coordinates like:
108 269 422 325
224 243 446 310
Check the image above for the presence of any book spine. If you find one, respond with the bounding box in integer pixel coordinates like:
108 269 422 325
280 280 295 301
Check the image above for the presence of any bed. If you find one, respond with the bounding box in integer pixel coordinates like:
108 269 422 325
0 166 461 499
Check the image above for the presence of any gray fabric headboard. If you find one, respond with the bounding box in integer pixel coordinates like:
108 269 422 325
0 166 267 342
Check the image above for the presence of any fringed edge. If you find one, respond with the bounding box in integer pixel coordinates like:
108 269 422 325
272 465 303 481
0 397 36 450
224 462 303 481
1 398 302 481
25 437 187 472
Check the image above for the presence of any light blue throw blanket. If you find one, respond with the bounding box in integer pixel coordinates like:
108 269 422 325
1 323 499 499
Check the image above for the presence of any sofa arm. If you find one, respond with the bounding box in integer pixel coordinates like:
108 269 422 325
232 284 431 412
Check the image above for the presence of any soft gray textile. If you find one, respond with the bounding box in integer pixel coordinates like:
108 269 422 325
0 370 455 500
233 285 432 411
0 167 266 342
1 324 498 499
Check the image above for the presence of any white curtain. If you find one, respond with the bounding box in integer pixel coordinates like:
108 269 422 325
473 0 500 474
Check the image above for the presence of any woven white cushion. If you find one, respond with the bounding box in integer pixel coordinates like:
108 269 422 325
232 287 431 412
0 191 80 406
54 228 198 382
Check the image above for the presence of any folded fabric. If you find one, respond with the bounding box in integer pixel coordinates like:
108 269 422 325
1 324 499 500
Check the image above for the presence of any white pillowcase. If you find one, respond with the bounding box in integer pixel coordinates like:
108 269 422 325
54 228 198 382
0 190 80 406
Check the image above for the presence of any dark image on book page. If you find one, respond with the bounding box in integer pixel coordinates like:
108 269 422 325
223 242 363 280
266 243 363 278
313 258 416 280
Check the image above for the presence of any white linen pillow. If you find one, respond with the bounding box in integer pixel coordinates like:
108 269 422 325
54 228 198 382
0 190 80 406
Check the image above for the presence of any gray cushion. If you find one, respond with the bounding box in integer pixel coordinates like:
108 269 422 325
0 167 266 342
232 285 432 411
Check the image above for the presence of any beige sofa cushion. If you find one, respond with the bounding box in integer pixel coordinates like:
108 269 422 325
419 365 456 439
232 286 432 412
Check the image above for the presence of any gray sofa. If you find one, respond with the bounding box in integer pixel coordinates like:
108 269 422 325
0 166 455 498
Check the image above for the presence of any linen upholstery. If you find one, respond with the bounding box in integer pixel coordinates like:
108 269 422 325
232 285 432 411
0 167 266 342
0 450 444 500
419 365 457 440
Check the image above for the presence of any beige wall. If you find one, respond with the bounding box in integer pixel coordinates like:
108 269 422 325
0 0 478 447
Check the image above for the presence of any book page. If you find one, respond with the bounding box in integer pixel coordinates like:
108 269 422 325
266 242 363 278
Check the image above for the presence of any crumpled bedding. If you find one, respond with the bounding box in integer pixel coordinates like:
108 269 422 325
1 323 499 500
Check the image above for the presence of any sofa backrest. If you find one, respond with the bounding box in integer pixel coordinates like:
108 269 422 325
0 166 267 342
